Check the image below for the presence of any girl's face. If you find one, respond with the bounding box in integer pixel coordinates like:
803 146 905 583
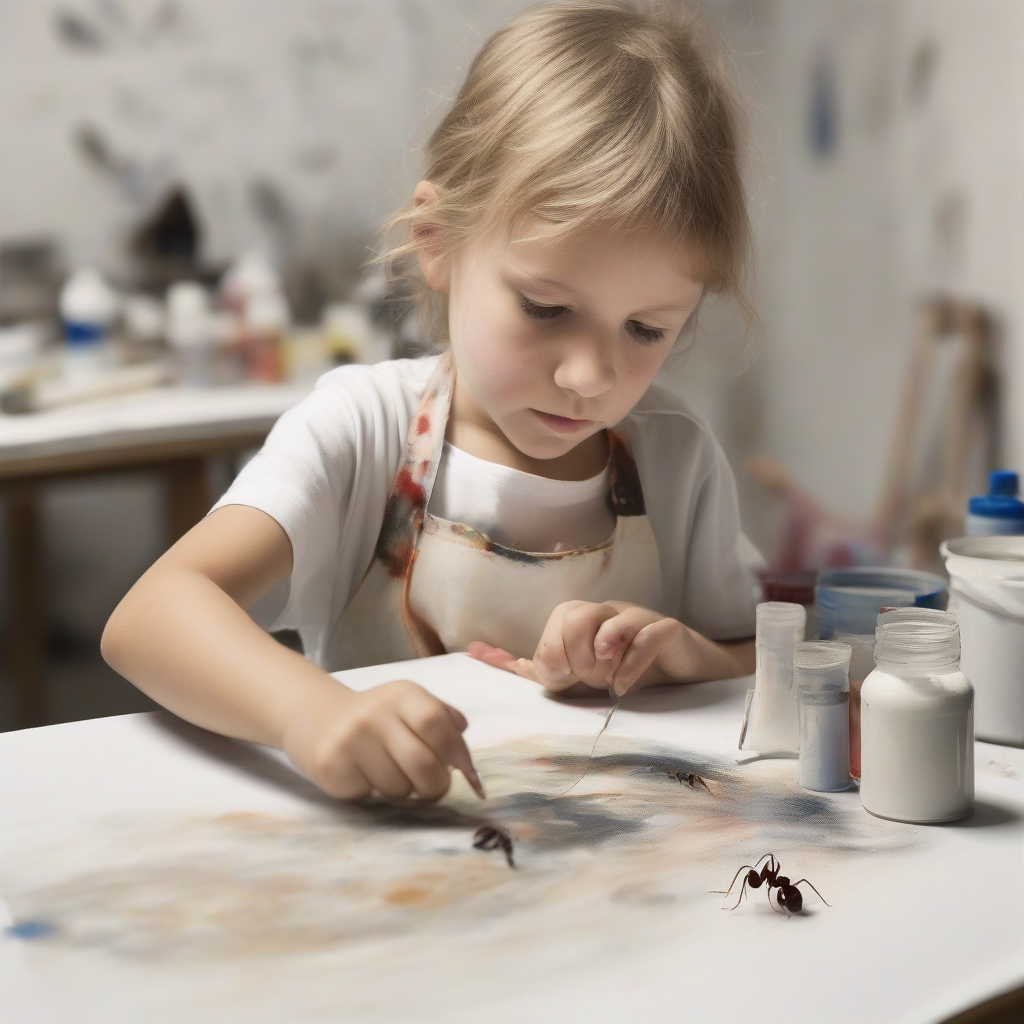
423 210 705 469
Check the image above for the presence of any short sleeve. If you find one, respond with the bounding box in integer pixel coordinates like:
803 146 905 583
676 442 762 640
620 389 761 642
210 358 435 664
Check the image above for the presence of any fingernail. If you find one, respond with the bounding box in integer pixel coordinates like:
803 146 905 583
465 764 486 800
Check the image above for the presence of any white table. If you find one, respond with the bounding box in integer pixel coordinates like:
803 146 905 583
1 653 1021 1024
0 383 308 725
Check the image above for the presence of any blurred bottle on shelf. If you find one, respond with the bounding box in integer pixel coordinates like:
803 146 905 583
60 268 118 380
322 302 391 366
166 282 213 387
220 251 290 382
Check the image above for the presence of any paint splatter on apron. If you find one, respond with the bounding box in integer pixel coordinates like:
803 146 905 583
324 352 662 671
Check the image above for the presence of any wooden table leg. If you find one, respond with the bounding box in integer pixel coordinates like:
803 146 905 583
163 457 210 545
6 484 45 727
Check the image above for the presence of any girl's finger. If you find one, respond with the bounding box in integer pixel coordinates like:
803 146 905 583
467 640 519 673
609 617 680 695
559 602 620 683
531 603 577 687
594 608 653 661
383 722 454 802
316 757 373 802
398 689 486 798
468 641 540 686
352 729 416 800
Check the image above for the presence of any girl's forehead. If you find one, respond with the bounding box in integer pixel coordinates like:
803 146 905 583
488 222 707 292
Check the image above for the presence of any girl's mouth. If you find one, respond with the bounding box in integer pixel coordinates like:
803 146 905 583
533 410 593 433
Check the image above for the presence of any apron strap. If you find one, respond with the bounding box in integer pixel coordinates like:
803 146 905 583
608 429 647 517
372 351 455 579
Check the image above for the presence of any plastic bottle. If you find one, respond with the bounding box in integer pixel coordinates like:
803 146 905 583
166 282 212 387
795 641 852 792
860 608 974 823
965 470 1024 536
739 602 807 755
59 268 118 379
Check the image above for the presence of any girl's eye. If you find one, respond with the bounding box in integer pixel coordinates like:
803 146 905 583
627 320 666 345
520 296 569 321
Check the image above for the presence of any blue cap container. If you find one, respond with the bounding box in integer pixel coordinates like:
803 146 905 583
814 567 948 639
966 470 1024 536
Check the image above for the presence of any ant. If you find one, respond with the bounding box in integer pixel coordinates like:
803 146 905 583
630 766 711 792
713 854 829 916
472 824 515 868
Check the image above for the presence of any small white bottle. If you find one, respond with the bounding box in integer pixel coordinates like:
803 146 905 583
860 608 974 823
796 641 852 792
166 282 212 387
60 267 118 380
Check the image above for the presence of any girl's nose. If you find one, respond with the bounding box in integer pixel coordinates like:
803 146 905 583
552 337 616 398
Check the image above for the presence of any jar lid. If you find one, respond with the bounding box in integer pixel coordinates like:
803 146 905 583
874 609 960 667
794 641 851 693
968 494 1024 519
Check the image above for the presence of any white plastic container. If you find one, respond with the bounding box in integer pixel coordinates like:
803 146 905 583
795 641 852 792
739 602 806 755
941 536 1024 746
167 282 213 387
59 267 118 379
860 609 974 823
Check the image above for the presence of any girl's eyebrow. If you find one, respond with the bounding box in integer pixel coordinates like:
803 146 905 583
508 270 697 317
508 270 579 296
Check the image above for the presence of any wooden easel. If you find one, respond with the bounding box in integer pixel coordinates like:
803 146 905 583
750 295 998 572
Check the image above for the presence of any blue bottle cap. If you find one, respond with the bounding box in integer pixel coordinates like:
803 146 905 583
989 470 1019 497
968 494 1024 519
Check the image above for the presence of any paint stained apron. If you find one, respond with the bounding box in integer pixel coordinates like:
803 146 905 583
324 352 662 672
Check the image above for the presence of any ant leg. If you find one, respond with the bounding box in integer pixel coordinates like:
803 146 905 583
696 776 711 793
708 864 757 897
727 875 751 911
791 879 830 907
710 864 756 898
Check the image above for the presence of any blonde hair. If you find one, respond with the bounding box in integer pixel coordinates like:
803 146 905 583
382 0 752 345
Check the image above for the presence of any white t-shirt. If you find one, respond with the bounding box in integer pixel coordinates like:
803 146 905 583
215 356 762 666
429 441 615 552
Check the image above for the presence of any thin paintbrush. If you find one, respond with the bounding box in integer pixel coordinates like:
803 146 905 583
557 686 621 797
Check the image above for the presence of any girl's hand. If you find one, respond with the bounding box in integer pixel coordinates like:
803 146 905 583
469 600 708 697
281 680 485 802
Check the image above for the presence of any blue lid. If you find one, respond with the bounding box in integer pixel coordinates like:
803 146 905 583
968 494 1024 519
64 320 104 346
989 470 1019 497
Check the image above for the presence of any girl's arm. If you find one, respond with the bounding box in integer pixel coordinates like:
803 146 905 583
469 600 756 696
101 505 482 801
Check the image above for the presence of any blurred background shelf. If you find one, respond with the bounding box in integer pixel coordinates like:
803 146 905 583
0 382 309 728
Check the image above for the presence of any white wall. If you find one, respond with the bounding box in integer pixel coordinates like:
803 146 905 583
686 0 1024 560
0 0 532 272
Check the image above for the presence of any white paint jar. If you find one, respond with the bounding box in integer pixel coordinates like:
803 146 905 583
860 609 974 823
795 641 852 792
941 536 1024 746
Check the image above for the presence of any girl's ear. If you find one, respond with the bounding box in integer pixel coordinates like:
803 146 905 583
412 181 450 294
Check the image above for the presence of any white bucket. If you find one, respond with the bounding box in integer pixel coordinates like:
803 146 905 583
941 536 1024 746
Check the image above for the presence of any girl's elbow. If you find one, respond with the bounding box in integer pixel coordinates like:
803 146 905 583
100 598 132 671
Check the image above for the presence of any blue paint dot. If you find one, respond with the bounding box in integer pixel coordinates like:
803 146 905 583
6 920 55 940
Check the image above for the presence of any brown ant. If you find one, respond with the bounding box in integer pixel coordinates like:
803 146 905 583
630 766 711 792
713 854 828 916
472 825 515 868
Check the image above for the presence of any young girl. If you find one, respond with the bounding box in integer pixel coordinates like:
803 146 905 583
102 1 760 805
